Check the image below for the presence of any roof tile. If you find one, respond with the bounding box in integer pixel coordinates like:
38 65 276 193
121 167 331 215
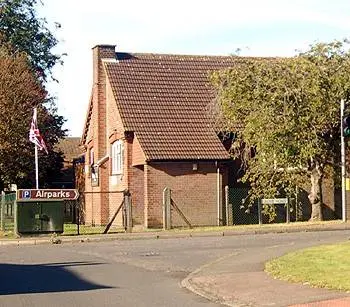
105 53 237 160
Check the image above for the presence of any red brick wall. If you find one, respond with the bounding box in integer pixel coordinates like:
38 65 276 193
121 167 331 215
83 45 147 227
132 136 146 166
129 165 145 225
145 162 225 228
92 45 115 162
144 164 150 228
83 45 228 229
105 75 127 226
106 79 125 142
83 45 116 225
129 135 145 226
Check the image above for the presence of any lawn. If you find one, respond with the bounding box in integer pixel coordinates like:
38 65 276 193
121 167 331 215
265 241 350 291
63 223 125 235
0 223 125 237
0 219 345 237
0 229 15 238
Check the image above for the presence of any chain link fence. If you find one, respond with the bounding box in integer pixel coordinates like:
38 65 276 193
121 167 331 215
0 191 132 236
225 186 316 225
63 191 132 235
0 186 340 236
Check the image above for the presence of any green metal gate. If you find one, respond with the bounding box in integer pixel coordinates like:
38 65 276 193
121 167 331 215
0 193 16 232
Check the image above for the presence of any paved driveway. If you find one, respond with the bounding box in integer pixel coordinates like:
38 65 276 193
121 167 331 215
0 230 349 306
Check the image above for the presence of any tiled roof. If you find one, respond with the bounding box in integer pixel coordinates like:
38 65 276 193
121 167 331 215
55 137 83 162
104 52 237 160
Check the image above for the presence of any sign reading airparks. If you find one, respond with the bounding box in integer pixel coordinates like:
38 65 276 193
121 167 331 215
17 189 79 201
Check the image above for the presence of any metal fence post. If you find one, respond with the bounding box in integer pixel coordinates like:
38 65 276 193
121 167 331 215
258 199 262 225
295 186 301 222
286 198 290 223
225 186 229 226
91 192 95 227
0 192 4 231
125 191 132 233
163 188 168 230
163 187 171 230
76 199 80 235
123 195 127 231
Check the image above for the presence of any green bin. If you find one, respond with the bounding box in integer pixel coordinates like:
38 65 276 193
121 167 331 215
15 200 64 235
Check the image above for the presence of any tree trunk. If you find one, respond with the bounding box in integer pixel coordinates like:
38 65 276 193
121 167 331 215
308 161 323 221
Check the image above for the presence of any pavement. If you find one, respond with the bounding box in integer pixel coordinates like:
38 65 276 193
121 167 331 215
2 222 350 307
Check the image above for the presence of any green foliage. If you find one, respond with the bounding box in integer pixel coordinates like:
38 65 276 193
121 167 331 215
0 1 67 188
0 47 65 189
212 40 350 219
0 0 62 81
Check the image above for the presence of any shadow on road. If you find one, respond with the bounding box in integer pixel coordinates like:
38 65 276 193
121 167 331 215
0 261 113 295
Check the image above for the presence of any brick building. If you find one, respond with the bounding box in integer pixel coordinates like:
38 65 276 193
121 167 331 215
81 45 240 228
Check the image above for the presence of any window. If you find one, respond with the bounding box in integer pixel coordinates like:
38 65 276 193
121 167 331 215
111 140 123 175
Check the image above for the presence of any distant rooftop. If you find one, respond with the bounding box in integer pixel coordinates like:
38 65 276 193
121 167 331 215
56 137 82 162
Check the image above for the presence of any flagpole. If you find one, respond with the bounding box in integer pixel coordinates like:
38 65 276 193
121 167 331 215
35 144 39 189
29 107 47 189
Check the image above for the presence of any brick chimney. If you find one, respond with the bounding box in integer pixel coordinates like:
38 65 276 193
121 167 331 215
90 45 116 224
91 45 116 161
92 45 116 86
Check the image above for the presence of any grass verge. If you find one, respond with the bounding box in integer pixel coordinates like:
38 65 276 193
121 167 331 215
63 223 125 235
0 219 347 238
167 220 343 233
265 241 350 291
0 230 15 238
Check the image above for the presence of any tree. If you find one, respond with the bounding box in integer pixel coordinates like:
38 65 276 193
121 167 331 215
0 0 67 189
0 47 65 189
0 0 62 81
211 40 350 221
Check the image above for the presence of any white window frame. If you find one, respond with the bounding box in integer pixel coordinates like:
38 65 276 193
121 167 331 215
111 140 123 175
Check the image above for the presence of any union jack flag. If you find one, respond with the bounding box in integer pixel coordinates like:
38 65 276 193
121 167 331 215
29 108 48 154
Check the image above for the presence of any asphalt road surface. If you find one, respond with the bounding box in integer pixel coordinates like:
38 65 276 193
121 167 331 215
1 230 350 307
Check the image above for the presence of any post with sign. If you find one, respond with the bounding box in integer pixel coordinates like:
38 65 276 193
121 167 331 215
257 199 262 225
15 189 79 236
17 189 79 201
261 198 289 224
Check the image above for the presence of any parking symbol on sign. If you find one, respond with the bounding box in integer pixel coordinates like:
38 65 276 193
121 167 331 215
22 190 31 199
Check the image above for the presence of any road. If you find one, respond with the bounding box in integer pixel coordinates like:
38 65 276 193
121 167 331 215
0 230 350 307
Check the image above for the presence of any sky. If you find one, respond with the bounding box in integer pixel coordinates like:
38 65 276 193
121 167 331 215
38 0 350 137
